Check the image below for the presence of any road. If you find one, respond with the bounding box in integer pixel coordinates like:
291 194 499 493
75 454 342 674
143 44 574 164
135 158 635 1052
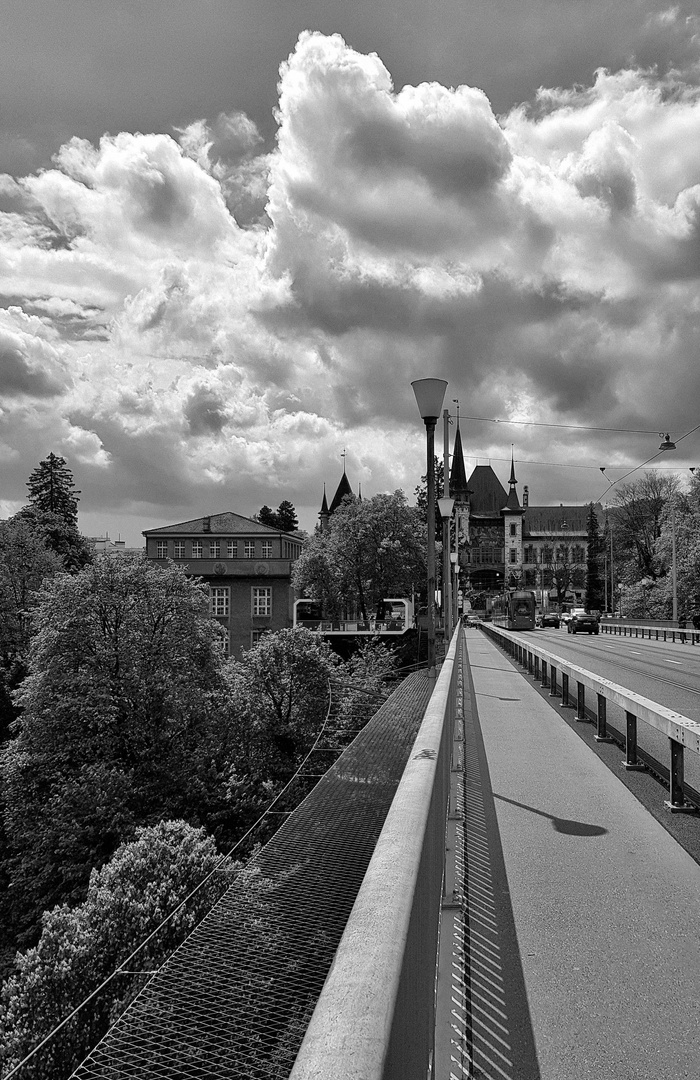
508 625 700 793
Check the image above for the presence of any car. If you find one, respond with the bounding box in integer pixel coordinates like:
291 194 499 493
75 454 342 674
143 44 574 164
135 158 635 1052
464 614 480 627
537 612 560 629
568 609 599 635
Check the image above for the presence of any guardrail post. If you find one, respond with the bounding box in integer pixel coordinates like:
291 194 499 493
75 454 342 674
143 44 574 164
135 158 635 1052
534 655 540 680
622 711 645 770
549 665 557 697
664 740 698 813
594 693 614 743
540 660 548 688
575 681 586 722
561 672 570 708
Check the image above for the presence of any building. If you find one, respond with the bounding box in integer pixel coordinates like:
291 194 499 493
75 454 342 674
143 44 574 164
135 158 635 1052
143 513 303 654
451 438 599 610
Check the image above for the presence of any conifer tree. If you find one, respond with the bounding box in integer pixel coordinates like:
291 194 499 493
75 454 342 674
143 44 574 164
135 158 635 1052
275 500 299 533
586 503 605 612
26 454 80 528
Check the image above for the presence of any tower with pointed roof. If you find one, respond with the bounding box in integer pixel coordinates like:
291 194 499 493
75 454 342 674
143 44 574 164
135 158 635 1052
319 456 355 532
502 450 525 584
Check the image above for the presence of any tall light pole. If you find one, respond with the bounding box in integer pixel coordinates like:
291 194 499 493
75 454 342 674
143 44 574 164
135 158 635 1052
671 500 678 624
413 378 448 678
438 495 455 642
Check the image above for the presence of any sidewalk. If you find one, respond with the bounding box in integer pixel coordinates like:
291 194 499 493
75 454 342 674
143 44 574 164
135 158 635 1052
460 629 700 1080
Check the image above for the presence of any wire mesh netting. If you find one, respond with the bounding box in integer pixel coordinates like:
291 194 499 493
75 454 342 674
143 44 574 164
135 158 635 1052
66 669 433 1080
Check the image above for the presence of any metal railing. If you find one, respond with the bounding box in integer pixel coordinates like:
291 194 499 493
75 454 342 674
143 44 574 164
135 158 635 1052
289 626 462 1080
600 621 700 645
481 623 700 814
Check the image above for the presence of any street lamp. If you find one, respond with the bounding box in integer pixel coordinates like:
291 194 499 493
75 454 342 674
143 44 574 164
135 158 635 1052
438 495 455 642
412 378 448 678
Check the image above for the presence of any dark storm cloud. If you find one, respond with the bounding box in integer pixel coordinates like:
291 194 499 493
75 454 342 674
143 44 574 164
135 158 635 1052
184 386 229 436
0 340 63 397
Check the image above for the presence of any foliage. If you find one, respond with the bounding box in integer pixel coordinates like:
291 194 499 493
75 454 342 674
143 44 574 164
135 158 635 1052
585 503 605 612
0 518 63 740
25 455 80 532
0 553 233 941
414 457 445 534
293 490 426 621
257 501 300 532
225 627 338 787
15 508 92 573
609 472 679 580
0 821 227 1080
654 477 700 620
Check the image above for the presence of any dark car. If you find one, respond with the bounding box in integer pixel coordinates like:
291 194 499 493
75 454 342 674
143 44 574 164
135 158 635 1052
568 609 599 635
537 612 560 629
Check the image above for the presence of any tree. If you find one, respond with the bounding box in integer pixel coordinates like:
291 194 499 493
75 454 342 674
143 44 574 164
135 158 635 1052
276 500 299 533
293 491 426 622
0 821 227 1080
610 472 679 580
414 458 444 535
0 517 63 739
15 507 92 572
0 553 233 941
257 502 300 532
585 503 605 612
26 454 80 530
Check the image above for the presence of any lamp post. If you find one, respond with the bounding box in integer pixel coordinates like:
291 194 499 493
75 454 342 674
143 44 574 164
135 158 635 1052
412 378 448 678
450 551 459 628
438 495 455 642
671 499 678 624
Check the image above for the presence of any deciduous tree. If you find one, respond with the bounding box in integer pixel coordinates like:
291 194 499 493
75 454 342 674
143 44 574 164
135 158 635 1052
0 821 227 1080
0 554 233 939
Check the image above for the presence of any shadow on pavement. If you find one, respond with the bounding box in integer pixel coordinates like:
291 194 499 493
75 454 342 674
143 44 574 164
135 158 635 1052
493 793 608 837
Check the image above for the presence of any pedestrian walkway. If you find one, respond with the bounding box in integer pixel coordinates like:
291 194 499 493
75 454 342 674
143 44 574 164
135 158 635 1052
458 629 700 1080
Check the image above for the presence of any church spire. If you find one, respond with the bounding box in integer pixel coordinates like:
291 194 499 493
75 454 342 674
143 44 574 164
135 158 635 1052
449 418 471 500
504 447 521 511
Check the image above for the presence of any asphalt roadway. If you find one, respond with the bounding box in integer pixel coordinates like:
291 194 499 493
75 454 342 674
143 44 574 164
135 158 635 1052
460 628 700 1080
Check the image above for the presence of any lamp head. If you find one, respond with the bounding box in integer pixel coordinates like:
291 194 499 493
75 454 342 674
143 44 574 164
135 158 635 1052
412 379 448 423
437 496 455 519
658 433 676 451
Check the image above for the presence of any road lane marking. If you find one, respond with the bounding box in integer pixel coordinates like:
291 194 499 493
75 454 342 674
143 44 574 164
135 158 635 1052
665 659 681 665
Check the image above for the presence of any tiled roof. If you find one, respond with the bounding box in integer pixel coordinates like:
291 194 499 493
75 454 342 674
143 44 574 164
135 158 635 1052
523 504 600 534
143 512 289 537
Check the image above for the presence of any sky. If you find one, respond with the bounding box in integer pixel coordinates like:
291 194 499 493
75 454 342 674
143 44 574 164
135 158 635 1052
1 0 700 544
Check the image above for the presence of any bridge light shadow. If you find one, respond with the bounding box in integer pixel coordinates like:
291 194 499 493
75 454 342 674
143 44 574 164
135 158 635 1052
494 793 608 836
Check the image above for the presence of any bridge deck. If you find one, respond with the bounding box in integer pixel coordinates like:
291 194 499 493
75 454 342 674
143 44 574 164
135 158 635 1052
455 629 700 1080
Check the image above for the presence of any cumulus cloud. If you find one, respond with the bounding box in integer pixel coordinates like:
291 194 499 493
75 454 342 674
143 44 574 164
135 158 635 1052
1 31 700 541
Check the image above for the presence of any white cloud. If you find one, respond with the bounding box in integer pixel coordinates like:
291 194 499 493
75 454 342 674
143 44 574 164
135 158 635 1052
1 33 700 541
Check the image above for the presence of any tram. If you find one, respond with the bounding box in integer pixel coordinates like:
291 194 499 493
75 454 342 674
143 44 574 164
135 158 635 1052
293 597 414 636
490 589 537 630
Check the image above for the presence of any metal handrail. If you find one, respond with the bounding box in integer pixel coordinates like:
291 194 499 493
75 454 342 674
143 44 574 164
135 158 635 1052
599 621 700 645
481 623 700 813
289 625 462 1080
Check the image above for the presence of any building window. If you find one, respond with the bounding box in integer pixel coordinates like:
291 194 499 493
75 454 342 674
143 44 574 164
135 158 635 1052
524 545 536 564
156 541 168 559
227 540 237 559
261 540 272 558
210 587 229 616
244 541 255 559
509 549 518 564
192 541 203 558
541 545 553 564
572 545 585 563
556 545 569 562
251 629 269 646
510 523 517 536
174 540 185 559
252 586 272 616
524 569 536 586
209 541 220 559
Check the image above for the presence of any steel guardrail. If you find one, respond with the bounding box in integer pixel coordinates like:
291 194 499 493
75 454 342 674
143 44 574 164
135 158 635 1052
289 625 462 1080
600 621 700 645
481 622 700 813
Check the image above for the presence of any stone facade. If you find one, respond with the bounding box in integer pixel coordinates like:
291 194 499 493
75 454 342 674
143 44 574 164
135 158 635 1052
143 512 303 655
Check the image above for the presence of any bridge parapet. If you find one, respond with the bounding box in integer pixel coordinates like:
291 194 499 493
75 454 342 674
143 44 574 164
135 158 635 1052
289 626 462 1080
481 622 700 814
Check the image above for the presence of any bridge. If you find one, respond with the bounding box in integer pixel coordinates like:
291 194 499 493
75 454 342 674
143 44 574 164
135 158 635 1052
55 624 700 1078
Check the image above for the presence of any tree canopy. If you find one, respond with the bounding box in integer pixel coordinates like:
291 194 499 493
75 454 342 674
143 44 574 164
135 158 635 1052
0 553 233 940
0 821 226 1080
257 501 300 532
292 490 426 621
26 454 81 530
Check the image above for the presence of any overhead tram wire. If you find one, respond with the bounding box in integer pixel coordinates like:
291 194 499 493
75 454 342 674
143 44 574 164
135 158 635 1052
595 421 700 502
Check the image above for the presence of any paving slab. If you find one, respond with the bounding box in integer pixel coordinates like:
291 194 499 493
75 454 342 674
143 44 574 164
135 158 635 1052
461 629 700 1080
